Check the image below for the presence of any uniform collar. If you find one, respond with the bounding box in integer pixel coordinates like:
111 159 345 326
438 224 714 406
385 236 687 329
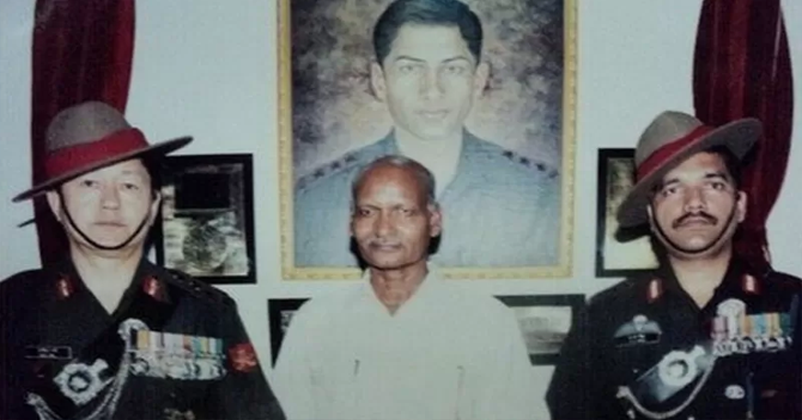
48 258 172 304
646 257 761 304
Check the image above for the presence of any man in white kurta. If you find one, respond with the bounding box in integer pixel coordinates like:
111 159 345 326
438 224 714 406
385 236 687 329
273 267 536 420
273 156 537 420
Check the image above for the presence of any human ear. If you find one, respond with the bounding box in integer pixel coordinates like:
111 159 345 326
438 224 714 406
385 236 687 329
370 62 387 102
46 190 63 223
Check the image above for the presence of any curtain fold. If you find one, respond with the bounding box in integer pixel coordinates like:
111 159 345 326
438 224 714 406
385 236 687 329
693 0 794 273
31 0 136 266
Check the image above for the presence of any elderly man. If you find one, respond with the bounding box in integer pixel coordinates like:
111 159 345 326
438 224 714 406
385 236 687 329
294 0 559 268
547 111 801 420
275 156 536 420
0 102 285 420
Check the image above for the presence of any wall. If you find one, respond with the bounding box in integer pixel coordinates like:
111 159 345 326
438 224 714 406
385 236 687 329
2 1 800 418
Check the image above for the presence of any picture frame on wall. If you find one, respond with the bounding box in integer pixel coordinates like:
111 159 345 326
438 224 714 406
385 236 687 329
267 298 309 366
156 154 257 284
496 294 584 365
278 0 578 280
595 148 659 277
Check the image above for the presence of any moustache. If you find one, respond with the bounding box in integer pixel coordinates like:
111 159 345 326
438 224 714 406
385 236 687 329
672 212 717 228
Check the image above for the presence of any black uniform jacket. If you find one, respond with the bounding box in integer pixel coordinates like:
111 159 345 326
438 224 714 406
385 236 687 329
547 259 801 420
0 258 285 420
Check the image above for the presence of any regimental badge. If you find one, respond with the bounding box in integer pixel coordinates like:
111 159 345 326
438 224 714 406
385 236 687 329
614 314 662 347
711 299 795 356
53 359 111 406
228 343 258 373
124 321 226 381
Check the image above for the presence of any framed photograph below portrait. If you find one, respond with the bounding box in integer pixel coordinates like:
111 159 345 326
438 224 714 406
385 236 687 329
267 298 309 366
496 294 584 365
156 154 257 284
279 0 577 280
595 148 659 277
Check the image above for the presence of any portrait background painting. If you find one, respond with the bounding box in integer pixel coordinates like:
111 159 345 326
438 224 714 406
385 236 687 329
279 0 577 279
595 149 659 277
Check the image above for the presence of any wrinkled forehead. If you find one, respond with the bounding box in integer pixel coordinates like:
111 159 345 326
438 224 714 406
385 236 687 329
356 165 428 204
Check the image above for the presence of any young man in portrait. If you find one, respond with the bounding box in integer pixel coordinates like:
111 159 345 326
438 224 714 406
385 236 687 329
547 111 801 420
294 0 560 268
0 102 285 420
275 155 537 420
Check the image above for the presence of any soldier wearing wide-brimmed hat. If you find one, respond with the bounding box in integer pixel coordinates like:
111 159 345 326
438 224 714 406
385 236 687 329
548 111 801 420
1 102 285 420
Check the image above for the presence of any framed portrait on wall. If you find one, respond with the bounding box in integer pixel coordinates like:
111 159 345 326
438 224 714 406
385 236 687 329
595 148 658 277
156 154 257 284
279 0 577 280
267 298 309 366
496 294 584 365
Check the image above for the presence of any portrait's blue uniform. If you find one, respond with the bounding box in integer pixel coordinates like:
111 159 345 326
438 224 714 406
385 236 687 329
293 130 561 268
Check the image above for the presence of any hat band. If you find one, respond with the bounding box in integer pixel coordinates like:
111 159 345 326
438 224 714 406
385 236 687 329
636 125 714 181
44 128 149 180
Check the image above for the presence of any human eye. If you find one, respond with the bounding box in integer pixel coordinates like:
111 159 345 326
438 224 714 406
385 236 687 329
121 182 141 191
443 64 466 75
356 207 373 218
400 207 418 217
397 62 420 75
708 180 728 191
660 185 679 197
79 179 99 188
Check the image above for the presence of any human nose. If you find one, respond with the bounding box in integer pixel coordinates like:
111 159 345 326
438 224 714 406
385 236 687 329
100 185 121 209
683 186 706 213
419 68 444 99
374 211 396 237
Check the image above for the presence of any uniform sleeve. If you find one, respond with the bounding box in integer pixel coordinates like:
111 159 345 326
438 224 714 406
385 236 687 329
546 302 605 420
271 303 317 420
207 301 286 420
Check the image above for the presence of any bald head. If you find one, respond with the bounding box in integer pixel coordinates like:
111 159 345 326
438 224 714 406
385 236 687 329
351 155 437 212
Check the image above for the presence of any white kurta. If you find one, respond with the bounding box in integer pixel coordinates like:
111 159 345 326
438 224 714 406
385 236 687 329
273 267 537 420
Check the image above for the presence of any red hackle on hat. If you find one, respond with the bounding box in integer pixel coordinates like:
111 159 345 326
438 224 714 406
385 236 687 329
12 101 192 202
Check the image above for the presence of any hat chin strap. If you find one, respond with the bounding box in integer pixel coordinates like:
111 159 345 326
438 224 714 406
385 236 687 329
652 203 738 257
58 191 151 251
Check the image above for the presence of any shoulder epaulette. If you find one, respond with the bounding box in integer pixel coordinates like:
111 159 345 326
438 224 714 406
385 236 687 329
165 269 234 306
500 149 560 179
296 151 365 191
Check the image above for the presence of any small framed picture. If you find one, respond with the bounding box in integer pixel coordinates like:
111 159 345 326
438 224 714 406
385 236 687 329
156 154 257 284
496 294 585 365
267 298 309 366
595 148 659 277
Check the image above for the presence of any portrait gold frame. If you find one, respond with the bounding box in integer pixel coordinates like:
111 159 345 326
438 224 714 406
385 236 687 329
278 0 577 280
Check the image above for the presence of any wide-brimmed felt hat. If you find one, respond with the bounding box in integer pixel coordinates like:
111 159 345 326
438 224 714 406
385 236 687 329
616 110 761 228
13 101 192 202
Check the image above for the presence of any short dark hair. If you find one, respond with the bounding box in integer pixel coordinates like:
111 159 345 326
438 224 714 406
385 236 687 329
351 155 438 211
373 0 483 66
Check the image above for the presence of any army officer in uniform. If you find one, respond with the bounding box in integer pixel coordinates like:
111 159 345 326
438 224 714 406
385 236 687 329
547 111 801 419
0 102 285 420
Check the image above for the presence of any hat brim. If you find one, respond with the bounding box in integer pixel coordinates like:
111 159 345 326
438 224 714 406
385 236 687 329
616 118 761 228
12 135 193 202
